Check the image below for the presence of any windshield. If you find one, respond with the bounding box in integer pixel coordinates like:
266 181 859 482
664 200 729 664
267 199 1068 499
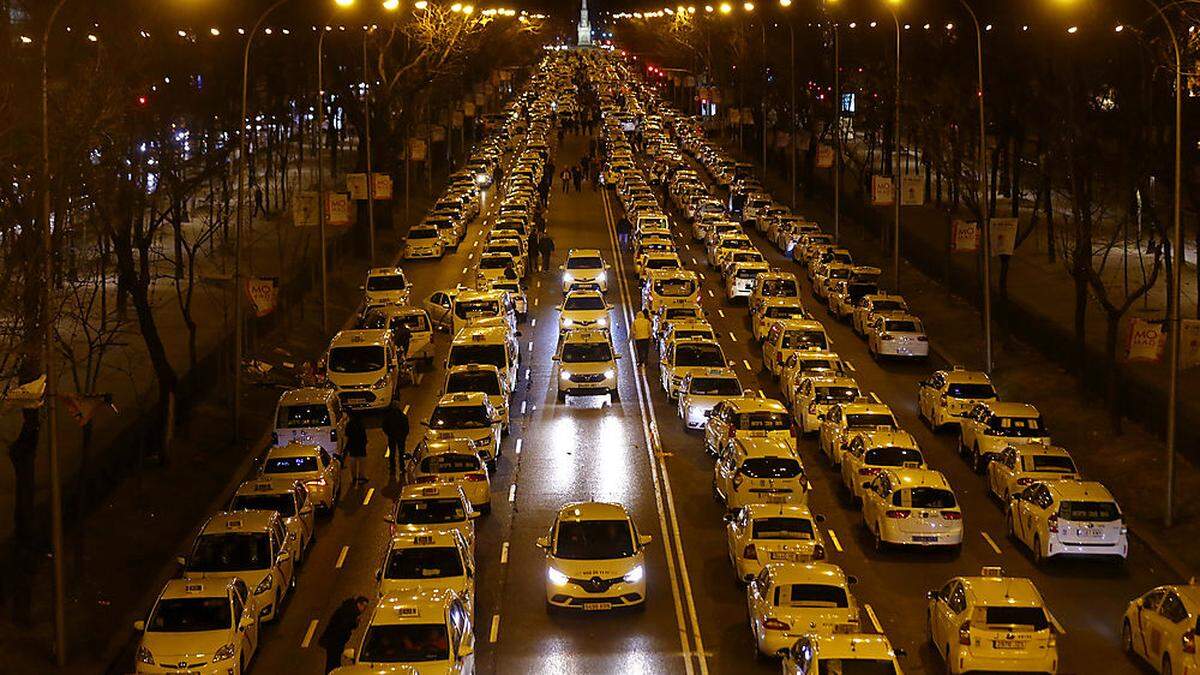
567 256 604 269
732 253 763 263
813 386 858 403
782 330 828 350
263 456 317 474
148 598 231 633
394 498 467 525
872 300 906 313
736 412 791 431
847 283 877 300
780 584 849 608
367 275 407 291
565 295 606 310
455 300 500 320
982 606 1049 631
864 447 923 467
800 359 842 374
328 346 385 373
385 547 464 580
736 267 767 280
817 660 898 675
445 371 501 396
987 416 1046 437
828 267 851 279
666 308 701 321
420 453 482 474
765 306 806 319
553 520 635 559
1059 500 1121 522
654 279 696 297
690 377 742 396
752 517 815 540
359 624 450 663
884 320 921 333
946 383 996 399
479 256 512 269
674 329 714 342
448 344 506 369
740 457 802 479
846 413 895 429
675 344 725 367
277 404 330 429
188 533 271 572
561 342 613 363
409 228 439 240
1025 455 1077 473
646 258 679 270
230 493 295 518
429 404 491 429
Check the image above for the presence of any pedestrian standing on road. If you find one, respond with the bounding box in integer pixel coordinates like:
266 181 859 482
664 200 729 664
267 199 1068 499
560 169 570 193
252 186 265 217
571 166 582 192
633 310 652 366
581 154 592 180
345 412 368 484
539 234 555 272
528 229 541 270
381 399 410 480
394 320 412 362
616 214 632 251
319 596 369 674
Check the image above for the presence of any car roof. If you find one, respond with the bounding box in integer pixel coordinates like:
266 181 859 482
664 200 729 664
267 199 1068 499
775 318 826 331
278 387 336 407
367 267 406 277
759 297 804 307
726 396 788 413
233 476 301 497
743 503 816 520
885 467 950 490
767 561 849 586
565 288 605 299
809 633 898 660
367 589 456 626
852 428 918 449
960 570 1046 607
941 369 992 385
734 435 797 457
566 248 603 257
555 501 631 522
159 578 234 601
456 289 505 301
418 438 480 457
201 509 278 534
447 363 501 376
436 392 489 406
1044 479 1116 503
1012 443 1071 458
837 402 895 416
984 401 1041 417
265 442 324 459
330 329 390 348
398 483 470 501
388 529 465 550
561 327 612 344
452 325 510 342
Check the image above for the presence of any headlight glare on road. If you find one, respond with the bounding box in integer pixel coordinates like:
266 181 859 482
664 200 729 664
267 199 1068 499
547 567 569 586
623 565 644 584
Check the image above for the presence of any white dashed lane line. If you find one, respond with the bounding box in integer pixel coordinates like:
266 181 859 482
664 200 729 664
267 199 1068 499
490 614 501 643
301 619 319 648
515 438 523 455
508 484 517 502
869 392 881 404
845 361 856 372
501 541 510 564
742 359 752 371
865 604 884 633
717 309 725 318
707 289 714 298
729 332 738 343
981 531 1003 555
362 488 375 506
826 528 843 552
335 546 349 569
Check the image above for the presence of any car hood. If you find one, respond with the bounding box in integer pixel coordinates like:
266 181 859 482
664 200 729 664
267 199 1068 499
328 370 385 388
140 630 229 664
548 553 642 579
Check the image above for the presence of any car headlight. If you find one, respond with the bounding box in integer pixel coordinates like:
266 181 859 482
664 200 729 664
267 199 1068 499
472 437 491 447
603 369 615 379
372 375 389 389
562 317 574 327
623 565 644 584
547 567 570 586
597 316 608 326
562 272 573 283
136 646 154 665
254 574 274 595
560 370 572 381
596 271 607 283
212 643 237 663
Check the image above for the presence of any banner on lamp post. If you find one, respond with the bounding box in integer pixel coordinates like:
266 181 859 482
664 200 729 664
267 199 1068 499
293 191 320 227
870 176 894 206
325 192 351 225
816 145 834 169
1182 319 1200 369
952 220 979 252
372 173 393 200
900 176 925 206
463 101 476 117
407 138 427 161
1127 318 1166 362
728 108 741 124
346 173 369 201
245 277 279 318
990 217 1019 256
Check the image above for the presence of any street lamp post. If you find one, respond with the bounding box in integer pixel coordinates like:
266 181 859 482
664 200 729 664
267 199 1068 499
316 26 333 335
363 27 377 265
887 4 901 291
833 19 841 243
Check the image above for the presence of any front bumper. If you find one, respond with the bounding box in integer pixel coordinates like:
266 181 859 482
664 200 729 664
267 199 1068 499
137 661 238 675
546 578 646 609
336 386 392 411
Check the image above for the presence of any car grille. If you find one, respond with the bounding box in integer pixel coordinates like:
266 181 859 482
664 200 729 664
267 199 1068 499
569 575 624 593
570 373 607 383
337 391 377 407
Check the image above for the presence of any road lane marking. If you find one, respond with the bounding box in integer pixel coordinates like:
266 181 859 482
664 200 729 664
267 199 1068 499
865 603 883 634
827 528 843 552
982 531 1003 555
301 619 319 648
501 541 510 564
870 392 881 403
531 318 537 327
508 484 516 502
362 488 375 506
535 280 540 289
757 390 765 397
489 614 500 643
707 289 714 298
335 546 349 569
527 340 533 351
461 266 468 274
521 401 527 415
524 367 530 380
691 256 697 265
729 332 738 343
533 298 539 307
845 361 856 372
743 359 752 370
515 438 523 455
717 309 725 318
402 404 410 414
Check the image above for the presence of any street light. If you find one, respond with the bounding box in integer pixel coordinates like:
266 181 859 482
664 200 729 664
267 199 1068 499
822 0 842 243
885 0 902 292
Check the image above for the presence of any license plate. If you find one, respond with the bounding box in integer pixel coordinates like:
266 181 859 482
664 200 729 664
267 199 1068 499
912 535 938 543
769 551 799 561
993 639 1025 650
582 602 611 611
1078 528 1102 537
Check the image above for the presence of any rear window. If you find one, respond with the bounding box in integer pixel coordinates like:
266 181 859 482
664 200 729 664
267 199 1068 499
863 447 923 467
328 346 385 373
736 412 791 431
884 320 921 333
988 416 1046 437
752 517 814 540
814 386 858 403
1059 500 1120 522
567 256 604 269
981 606 1049 631
765 306 806 319
736 267 767 280
779 584 848 608
277 404 330 428
846 413 895 429
263 456 317 473
654 279 696 297
448 344 506 369
394 498 467 525
385 546 464 580
445 371 502 396
675 344 726 367
946 383 995 399
689 377 742 396
895 488 957 509
367 275 407 291
1025 455 1077 473
420 453 482 474
739 457 802 479
782 330 827 350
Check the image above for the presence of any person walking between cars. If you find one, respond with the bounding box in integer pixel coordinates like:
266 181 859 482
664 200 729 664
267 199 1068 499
345 412 368 484
319 596 369 673
528 229 541 271
381 399 410 480
633 310 652 366
571 165 582 192
560 168 570 193
539 234 555 272
616 214 632 252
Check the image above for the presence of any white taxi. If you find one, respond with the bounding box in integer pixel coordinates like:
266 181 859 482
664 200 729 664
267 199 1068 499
642 269 700 315
360 304 435 365
817 401 898 466
763 320 831 377
487 279 528 323
781 632 906 675
423 392 502 466
959 401 1050 472
751 297 808 343
443 363 510 432
181 510 296 623
726 261 772 301
987 443 1080 502
387 484 479 556
362 266 411 308
325 329 400 411
554 328 620 400
450 289 514 336
748 562 860 657
703 396 794 457
229 477 315 563
661 338 729 401
840 428 924 503
713 435 809 510
409 438 492 515
340 590 475 674
272 387 345 457
560 248 610 293
792 375 860 436
403 224 445 259
476 251 519 287
779 350 847 406
557 289 611 332
1008 479 1128 562
134 578 259 675
865 312 929 359
862 467 963 550
375 530 474 614
1121 582 1200 675
725 503 826 583
447 325 520 394
259 442 341 513
538 501 652 612
852 293 909 336
677 368 743 429
918 367 997 430
927 567 1061 674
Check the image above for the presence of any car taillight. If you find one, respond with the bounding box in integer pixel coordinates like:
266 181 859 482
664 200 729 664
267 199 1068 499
812 544 825 560
958 621 972 646
466 473 488 482
1183 630 1196 654
330 429 337 442
1016 477 1034 486
1047 515 1059 533
859 467 880 476
885 509 910 519
763 617 791 631
881 334 894 341
942 511 962 520
743 543 758 560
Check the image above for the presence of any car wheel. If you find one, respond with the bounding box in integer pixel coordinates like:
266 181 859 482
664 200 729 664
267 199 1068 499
1121 619 1134 654
1163 655 1172 675
609 388 620 401
556 389 566 403
873 523 886 552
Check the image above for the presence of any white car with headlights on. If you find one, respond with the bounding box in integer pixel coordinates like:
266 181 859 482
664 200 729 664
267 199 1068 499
840 428 924 503
677 368 743 429
865 312 930 359
557 289 611 333
725 503 826 583
553 328 620 401
538 501 652 613
1008 479 1128 563
927 566 1062 674
918 367 997 430
134 578 259 675
987 443 1080 502
375 530 474 614
862 467 963 551
747 562 860 657
713 434 809 510
423 392 502 467
386 484 479 557
560 248 610 293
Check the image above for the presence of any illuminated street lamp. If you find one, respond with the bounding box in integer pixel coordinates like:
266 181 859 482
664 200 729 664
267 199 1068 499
884 0 902 292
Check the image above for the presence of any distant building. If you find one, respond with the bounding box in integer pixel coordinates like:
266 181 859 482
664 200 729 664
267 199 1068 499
576 0 592 47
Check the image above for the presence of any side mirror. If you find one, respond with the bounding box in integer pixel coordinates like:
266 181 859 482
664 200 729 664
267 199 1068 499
847 575 859 586
536 536 551 549
721 513 734 523
926 590 940 601
555 305 564 311
469 510 483 520
551 355 560 361
814 514 827 524
358 284 365 290
383 514 395 524
277 551 292 563
343 648 356 661
638 534 653 546
175 555 187 567
133 620 146 632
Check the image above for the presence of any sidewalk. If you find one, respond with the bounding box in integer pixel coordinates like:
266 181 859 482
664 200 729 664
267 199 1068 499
718 133 1200 576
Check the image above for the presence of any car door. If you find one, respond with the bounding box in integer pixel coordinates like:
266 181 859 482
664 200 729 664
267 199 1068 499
715 442 735 499
990 447 1017 497
273 521 295 589
862 474 886 526
229 586 253 658
706 403 728 451
295 484 315 544
930 580 961 649
1131 590 1166 661
1155 591 1189 668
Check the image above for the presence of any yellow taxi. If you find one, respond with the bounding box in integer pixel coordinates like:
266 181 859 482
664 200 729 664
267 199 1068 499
181 510 297 623
748 562 860 657
703 395 794 457
387 484 479 557
918 367 997 430
781 631 906 675
408 438 492 515
713 434 809 510
258 442 342 513
375 530 475 614
538 501 652 612
763 319 831 377
792 374 860 436
423 392 503 467
228 477 315 563
660 338 729 401
840 428 924 503
340 590 475 673
751 297 809 343
724 503 826 583
134 578 259 675
818 401 898 466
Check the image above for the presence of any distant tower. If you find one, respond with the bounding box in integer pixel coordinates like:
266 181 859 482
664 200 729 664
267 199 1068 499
577 0 593 47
